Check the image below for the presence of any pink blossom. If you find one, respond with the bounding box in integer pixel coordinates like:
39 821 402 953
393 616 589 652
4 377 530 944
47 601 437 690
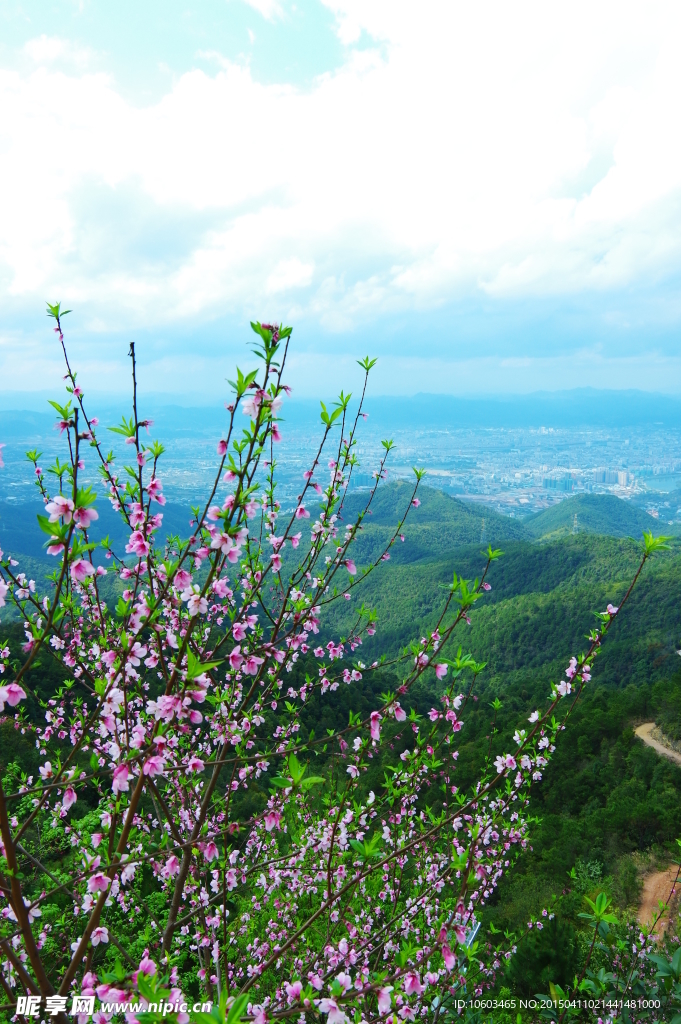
112 764 130 795
606 603 619 616
70 559 96 583
87 872 110 894
147 477 166 504
370 711 381 741
318 999 347 1024
284 980 302 1002
345 560 357 575
91 926 109 946
125 531 150 558
74 506 99 529
204 841 219 862
242 393 263 419
229 646 243 671
45 494 74 523
442 945 456 970
143 756 165 777
217 440 227 455
187 756 204 772
244 654 264 675
412 498 421 507
137 956 157 978
128 642 147 666
182 587 208 616
129 502 146 527
264 810 281 832
174 569 192 589
377 987 393 1014
394 704 406 722
435 663 448 679
165 855 180 877
63 787 77 811
403 972 422 995
295 505 310 519
494 753 517 773
225 867 238 890
291 532 302 548
232 621 247 641
212 577 231 598
0 683 27 709
271 553 282 571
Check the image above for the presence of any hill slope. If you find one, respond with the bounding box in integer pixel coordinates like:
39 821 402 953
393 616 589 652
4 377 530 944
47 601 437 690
342 481 525 565
524 493 666 541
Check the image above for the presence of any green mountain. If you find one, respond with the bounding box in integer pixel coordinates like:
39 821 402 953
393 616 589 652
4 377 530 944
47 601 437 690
2 478 680 999
524 492 668 541
342 479 524 563
343 484 677 564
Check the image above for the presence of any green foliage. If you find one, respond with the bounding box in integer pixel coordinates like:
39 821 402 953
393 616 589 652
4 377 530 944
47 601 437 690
505 916 580 997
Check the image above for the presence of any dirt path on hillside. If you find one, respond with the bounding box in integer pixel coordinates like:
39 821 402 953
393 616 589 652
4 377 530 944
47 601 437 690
634 724 681 937
634 722 681 766
637 865 680 936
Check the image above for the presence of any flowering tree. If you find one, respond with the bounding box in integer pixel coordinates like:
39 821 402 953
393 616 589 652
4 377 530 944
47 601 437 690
0 308 668 1024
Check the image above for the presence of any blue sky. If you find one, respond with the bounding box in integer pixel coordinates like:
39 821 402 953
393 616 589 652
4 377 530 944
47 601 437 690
1 0 681 400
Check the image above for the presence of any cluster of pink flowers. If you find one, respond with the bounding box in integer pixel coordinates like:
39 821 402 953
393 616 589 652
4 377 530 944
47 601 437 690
0 316 656 1022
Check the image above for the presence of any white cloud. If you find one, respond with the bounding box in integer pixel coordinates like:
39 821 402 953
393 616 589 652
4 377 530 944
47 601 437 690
1 3 681 340
239 0 284 21
23 34 94 67
267 257 314 292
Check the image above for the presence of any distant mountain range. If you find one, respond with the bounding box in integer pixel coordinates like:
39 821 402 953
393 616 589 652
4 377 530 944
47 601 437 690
3 387 681 429
343 483 679 560
1 485 676 571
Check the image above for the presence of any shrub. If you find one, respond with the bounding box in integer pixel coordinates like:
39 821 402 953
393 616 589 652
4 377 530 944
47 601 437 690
0 308 669 1022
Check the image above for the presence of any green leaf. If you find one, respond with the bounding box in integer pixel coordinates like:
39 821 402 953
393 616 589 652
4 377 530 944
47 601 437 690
186 650 223 681
300 776 324 791
643 530 672 555
226 993 250 1024
46 302 72 320
37 514 67 539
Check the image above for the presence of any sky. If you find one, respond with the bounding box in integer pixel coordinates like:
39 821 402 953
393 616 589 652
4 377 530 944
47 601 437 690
1 0 681 401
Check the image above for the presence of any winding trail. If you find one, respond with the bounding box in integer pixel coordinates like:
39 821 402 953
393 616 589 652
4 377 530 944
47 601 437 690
634 722 681 766
637 865 679 936
634 723 681 936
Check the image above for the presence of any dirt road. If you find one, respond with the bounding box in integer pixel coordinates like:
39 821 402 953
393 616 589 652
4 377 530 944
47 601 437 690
637 865 680 936
634 723 681 937
634 722 681 766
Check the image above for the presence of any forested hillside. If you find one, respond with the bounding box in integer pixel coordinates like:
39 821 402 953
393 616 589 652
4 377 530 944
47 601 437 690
2 480 679 1006
331 485 681 964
